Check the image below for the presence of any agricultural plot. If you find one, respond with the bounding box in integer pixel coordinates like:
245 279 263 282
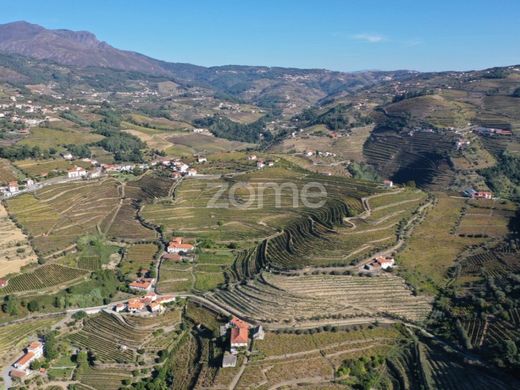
207 272 432 324
18 126 103 150
422 342 515 389
124 172 173 201
157 262 193 293
363 131 456 189
121 243 158 277
457 200 516 238
272 125 373 162
0 158 19 184
0 203 37 277
67 311 162 363
0 316 63 368
13 158 91 177
1 264 88 293
7 178 121 255
76 367 132 390
398 194 489 294
231 327 399 389
142 165 378 244
104 199 157 241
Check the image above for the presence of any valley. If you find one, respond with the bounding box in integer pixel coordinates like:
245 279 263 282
0 18 518 390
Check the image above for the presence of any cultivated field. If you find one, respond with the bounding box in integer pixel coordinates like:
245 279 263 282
207 272 432 325
0 316 63 368
19 126 103 150
0 158 18 184
0 203 37 277
7 178 121 256
121 243 158 277
13 158 92 178
142 164 378 244
397 194 490 294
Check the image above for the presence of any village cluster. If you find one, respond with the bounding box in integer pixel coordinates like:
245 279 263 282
114 290 176 315
0 153 199 198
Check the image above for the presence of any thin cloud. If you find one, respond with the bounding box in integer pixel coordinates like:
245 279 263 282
352 33 386 43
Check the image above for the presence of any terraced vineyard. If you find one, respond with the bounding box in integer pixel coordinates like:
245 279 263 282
76 367 132 390
142 164 378 243
6 178 121 256
363 130 456 188
124 171 174 201
208 272 432 324
121 243 158 277
67 311 166 363
104 198 157 241
1 264 88 293
227 187 426 281
0 316 63 368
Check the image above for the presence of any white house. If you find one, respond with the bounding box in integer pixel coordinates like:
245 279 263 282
8 181 19 193
14 341 44 370
128 278 155 292
383 180 394 188
67 166 87 179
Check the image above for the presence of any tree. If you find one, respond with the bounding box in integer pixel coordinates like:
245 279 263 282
72 311 87 321
2 295 18 316
27 300 40 312
44 331 59 360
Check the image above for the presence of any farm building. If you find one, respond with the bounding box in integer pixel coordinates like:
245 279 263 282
222 351 237 368
127 298 146 313
67 166 87 179
167 237 194 254
88 168 102 179
364 256 395 271
14 341 44 371
247 154 257 161
156 295 176 304
8 181 19 193
0 278 8 288
197 156 207 163
463 188 492 199
383 179 394 188
256 160 265 169
128 278 155 292
113 303 126 313
149 301 163 313
229 316 251 348
474 191 493 199
187 168 197 176
162 252 182 262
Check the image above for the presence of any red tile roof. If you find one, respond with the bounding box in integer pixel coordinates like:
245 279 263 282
231 326 248 345
15 352 34 367
10 369 27 378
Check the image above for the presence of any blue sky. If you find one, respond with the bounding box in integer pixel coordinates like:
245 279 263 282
1 0 519 72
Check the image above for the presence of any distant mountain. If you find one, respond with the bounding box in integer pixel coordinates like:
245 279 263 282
0 21 168 75
0 21 419 114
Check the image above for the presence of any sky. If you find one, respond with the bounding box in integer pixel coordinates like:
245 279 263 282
1 0 520 72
